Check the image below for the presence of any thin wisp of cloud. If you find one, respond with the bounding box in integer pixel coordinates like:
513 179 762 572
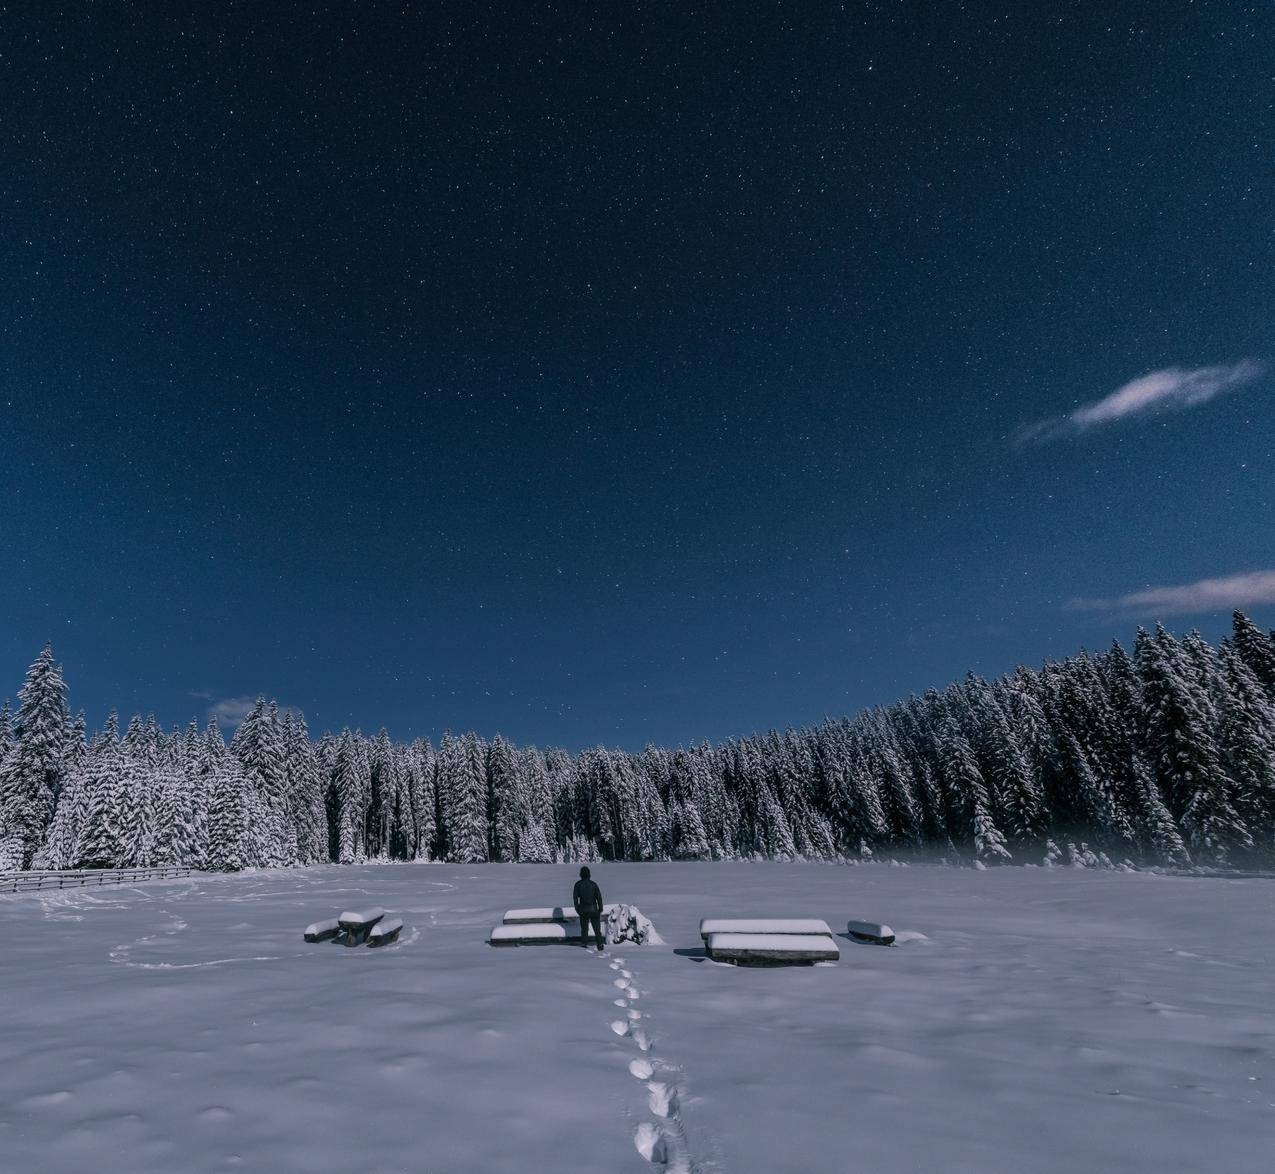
1018 360 1263 443
1067 569 1275 617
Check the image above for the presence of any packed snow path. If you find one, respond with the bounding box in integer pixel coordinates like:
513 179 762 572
3 863 1274 1173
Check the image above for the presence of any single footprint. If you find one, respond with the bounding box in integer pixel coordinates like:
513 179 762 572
621 970 633 980
632 1029 652 1052
626 988 640 1000
613 978 629 990
634 1122 668 1164
614 998 629 1008
646 1081 678 1119
610 1020 630 1037
627 1008 642 1020
629 1058 655 1081
609 961 623 971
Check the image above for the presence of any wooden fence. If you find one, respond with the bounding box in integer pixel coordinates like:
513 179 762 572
0 866 197 894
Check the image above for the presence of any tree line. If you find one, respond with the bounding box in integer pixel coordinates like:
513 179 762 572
1 612 1273 872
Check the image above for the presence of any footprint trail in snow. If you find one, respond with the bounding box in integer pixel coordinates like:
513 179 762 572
604 955 696 1171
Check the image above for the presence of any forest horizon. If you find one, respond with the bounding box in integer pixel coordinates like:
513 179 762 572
1 611 1274 875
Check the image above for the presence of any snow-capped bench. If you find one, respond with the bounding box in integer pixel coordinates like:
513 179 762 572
338 907 386 947
303 917 342 943
502 904 618 925
698 917 833 944
705 932 841 965
368 916 404 947
303 907 404 948
490 922 591 946
846 920 895 946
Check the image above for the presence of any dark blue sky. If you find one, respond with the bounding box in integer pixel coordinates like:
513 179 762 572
1 2 1272 748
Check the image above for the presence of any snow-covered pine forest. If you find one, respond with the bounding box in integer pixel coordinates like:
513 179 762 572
1 613 1274 873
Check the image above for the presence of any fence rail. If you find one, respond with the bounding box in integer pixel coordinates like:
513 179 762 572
0 866 197 894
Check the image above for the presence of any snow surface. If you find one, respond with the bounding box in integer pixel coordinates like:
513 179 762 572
3 862 1274 1173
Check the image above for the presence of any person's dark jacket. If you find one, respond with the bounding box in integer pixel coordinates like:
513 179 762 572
573 877 603 915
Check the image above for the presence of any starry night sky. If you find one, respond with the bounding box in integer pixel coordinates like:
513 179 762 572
1 2 1272 747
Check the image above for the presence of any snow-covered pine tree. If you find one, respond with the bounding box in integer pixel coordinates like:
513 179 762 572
967 676 1043 846
830 729 888 854
71 735 132 869
231 699 294 867
367 728 398 860
150 763 203 867
330 729 362 864
1129 752 1190 867
1052 657 1137 845
1218 642 1275 850
1232 610 1275 695
1005 668 1055 807
436 731 487 863
545 747 578 851
406 738 437 860
1137 626 1251 863
33 751 89 869
936 715 1010 863
65 711 88 772
0 647 70 868
206 754 255 871
485 734 520 862
668 750 711 859
118 741 155 868
513 746 554 862
861 710 923 848
284 713 327 864
611 752 651 860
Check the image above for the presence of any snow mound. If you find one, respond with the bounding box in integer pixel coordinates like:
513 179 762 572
892 929 929 945
606 904 661 946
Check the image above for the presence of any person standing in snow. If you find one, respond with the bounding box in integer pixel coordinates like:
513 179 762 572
573 865 604 951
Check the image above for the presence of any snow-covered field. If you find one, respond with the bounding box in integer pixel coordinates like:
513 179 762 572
3 862 1273 1173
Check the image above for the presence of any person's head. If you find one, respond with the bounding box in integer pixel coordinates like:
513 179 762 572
579 866 591 880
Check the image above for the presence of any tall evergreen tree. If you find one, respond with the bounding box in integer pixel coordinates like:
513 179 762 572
486 734 520 862
1218 642 1275 848
1137 626 1251 862
0 647 69 868
1232 610 1275 694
